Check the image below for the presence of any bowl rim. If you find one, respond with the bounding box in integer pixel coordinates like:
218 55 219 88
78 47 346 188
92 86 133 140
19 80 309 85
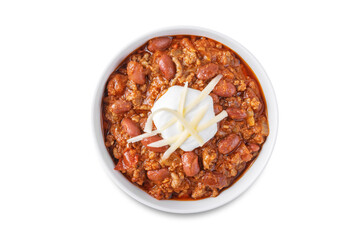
93 25 279 214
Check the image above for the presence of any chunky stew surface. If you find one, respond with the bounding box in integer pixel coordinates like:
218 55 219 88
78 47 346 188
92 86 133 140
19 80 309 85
102 35 269 200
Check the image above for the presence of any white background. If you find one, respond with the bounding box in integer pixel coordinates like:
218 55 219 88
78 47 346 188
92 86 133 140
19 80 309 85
1 0 358 239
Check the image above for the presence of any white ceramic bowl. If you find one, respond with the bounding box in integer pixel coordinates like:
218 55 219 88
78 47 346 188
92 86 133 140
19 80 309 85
93 26 278 214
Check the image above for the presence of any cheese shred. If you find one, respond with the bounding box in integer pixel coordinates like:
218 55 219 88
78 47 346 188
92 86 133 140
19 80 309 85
177 82 188 131
184 74 222 114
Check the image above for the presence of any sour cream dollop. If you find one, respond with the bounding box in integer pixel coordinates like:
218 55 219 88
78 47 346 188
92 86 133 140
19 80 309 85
151 85 217 151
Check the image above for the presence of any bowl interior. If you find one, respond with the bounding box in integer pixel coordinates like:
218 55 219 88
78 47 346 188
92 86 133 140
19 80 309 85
93 26 278 214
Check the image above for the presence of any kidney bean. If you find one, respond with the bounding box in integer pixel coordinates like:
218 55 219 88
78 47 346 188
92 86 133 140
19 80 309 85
147 37 172 52
203 172 227 189
248 143 260 152
109 99 132 114
127 61 146 84
182 152 200 177
226 107 247 120
196 63 219 80
236 142 253 162
121 118 141 137
114 149 139 171
123 150 139 169
158 54 176 80
242 154 252 162
213 104 223 115
180 38 196 51
114 159 124 171
107 73 127 96
147 168 170 182
218 134 240 154
141 135 169 152
245 86 259 99
210 93 219 103
213 79 236 97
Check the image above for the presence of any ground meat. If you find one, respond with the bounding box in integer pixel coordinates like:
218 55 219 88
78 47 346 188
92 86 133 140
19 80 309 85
102 35 269 200
202 147 217 170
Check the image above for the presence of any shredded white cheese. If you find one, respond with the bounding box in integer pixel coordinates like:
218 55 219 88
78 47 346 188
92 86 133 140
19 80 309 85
161 132 189 160
148 105 209 148
127 116 179 143
126 74 227 160
146 134 179 148
145 108 204 144
183 74 222 114
159 105 209 160
177 82 188 131
154 108 228 160
197 110 228 132
127 130 159 143
178 82 188 117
